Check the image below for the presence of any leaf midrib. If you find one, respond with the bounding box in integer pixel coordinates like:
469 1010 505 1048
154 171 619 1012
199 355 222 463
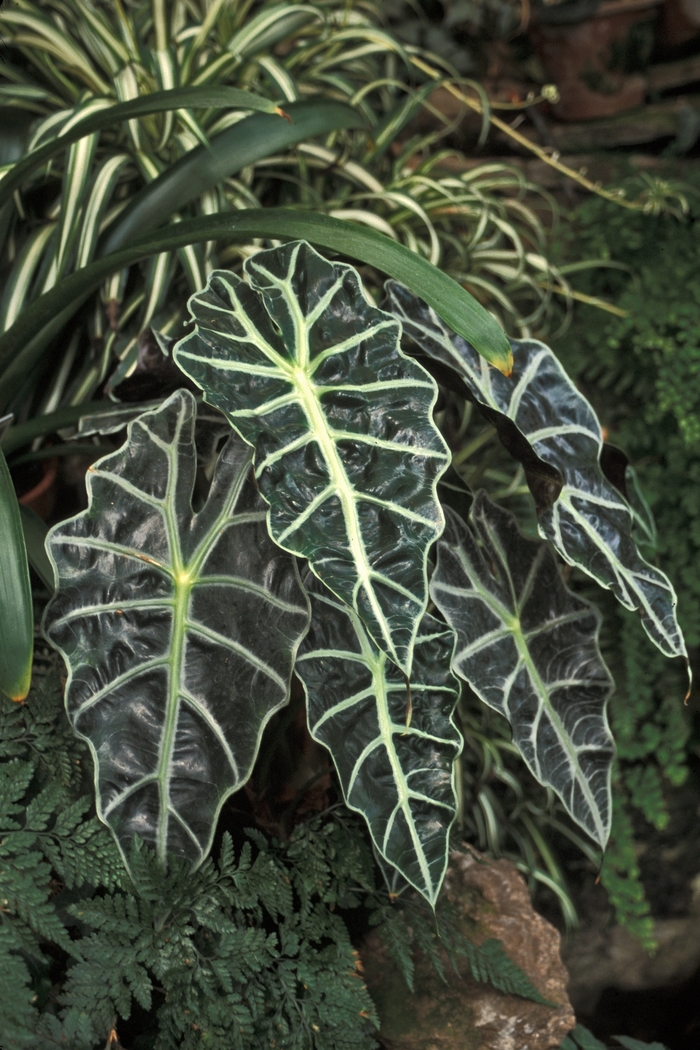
452 534 606 846
238 255 406 670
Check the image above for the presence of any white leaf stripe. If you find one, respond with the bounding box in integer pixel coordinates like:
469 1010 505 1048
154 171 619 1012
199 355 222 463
431 496 614 849
296 574 461 907
384 280 687 665
175 242 450 674
44 391 309 872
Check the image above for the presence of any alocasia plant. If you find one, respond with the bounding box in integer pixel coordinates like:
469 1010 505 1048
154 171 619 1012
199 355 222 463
43 240 688 907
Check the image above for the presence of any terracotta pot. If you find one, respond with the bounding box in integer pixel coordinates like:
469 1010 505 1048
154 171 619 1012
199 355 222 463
17 457 58 520
530 0 662 120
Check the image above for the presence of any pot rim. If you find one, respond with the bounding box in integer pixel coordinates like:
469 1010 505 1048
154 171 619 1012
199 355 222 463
18 456 59 507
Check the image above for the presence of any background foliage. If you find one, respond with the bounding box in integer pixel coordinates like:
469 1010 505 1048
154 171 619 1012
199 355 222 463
551 171 700 948
1 651 552 1048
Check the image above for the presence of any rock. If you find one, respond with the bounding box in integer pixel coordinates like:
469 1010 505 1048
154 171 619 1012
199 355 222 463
563 872 700 1014
360 847 575 1050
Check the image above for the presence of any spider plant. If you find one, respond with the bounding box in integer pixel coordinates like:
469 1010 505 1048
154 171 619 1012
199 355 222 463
0 0 567 423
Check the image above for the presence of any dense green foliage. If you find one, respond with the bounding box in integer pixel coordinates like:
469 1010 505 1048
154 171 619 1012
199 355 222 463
1 0 697 1042
553 177 700 946
1 654 551 1048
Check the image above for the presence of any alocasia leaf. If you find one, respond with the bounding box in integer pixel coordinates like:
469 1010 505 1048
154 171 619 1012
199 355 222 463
43 390 309 869
430 491 614 847
295 571 462 906
384 281 687 666
173 241 450 676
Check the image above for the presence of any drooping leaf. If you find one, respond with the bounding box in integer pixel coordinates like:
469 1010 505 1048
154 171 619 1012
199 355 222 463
43 390 309 869
384 281 687 666
174 241 450 674
0 85 288 210
0 210 513 411
430 492 615 848
1 401 113 456
0 448 33 701
99 99 366 255
295 571 461 906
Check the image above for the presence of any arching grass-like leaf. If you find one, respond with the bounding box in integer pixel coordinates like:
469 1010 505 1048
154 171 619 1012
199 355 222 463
384 282 687 666
174 241 449 675
0 210 514 411
0 448 33 701
43 390 309 870
99 100 366 255
19 505 55 593
430 492 615 848
295 572 461 906
0 86 287 211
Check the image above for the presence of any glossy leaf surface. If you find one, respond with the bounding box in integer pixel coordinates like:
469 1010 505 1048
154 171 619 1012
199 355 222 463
295 572 461 905
431 493 614 847
385 282 686 663
43 391 309 868
0 448 33 701
174 241 449 674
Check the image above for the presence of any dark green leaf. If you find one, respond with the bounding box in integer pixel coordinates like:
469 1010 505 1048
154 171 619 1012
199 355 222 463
295 572 461 906
465 938 556 1006
613 1036 669 1050
19 504 55 592
1 401 114 456
99 99 366 255
430 493 614 847
0 86 287 211
174 241 449 673
43 390 309 869
384 282 686 667
0 447 33 701
0 211 513 411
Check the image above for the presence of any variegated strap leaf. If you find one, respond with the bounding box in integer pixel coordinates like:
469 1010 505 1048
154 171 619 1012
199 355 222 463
295 572 462 907
384 281 687 664
43 390 309 870
430 493 615 848
173 241 450 675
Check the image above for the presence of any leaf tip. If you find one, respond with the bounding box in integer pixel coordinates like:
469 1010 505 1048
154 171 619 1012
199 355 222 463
275 107 292 124
496 344 514 377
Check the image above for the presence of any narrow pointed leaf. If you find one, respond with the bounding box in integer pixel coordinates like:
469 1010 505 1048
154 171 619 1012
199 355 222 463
174 241 449 674
99 100 366 255
0 210 513 410
0 86 287 210
1 400 113 456
295 572 461 906
384 282 686 664
19 505 55 593
43 390 309 869
0 448 33 701
431 493 615 848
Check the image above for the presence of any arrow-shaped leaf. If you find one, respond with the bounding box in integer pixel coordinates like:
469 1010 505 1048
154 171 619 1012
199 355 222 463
430 492 615 848
295 572 462 906
43 390 309 869
174 241 450 675
384 281 687 665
